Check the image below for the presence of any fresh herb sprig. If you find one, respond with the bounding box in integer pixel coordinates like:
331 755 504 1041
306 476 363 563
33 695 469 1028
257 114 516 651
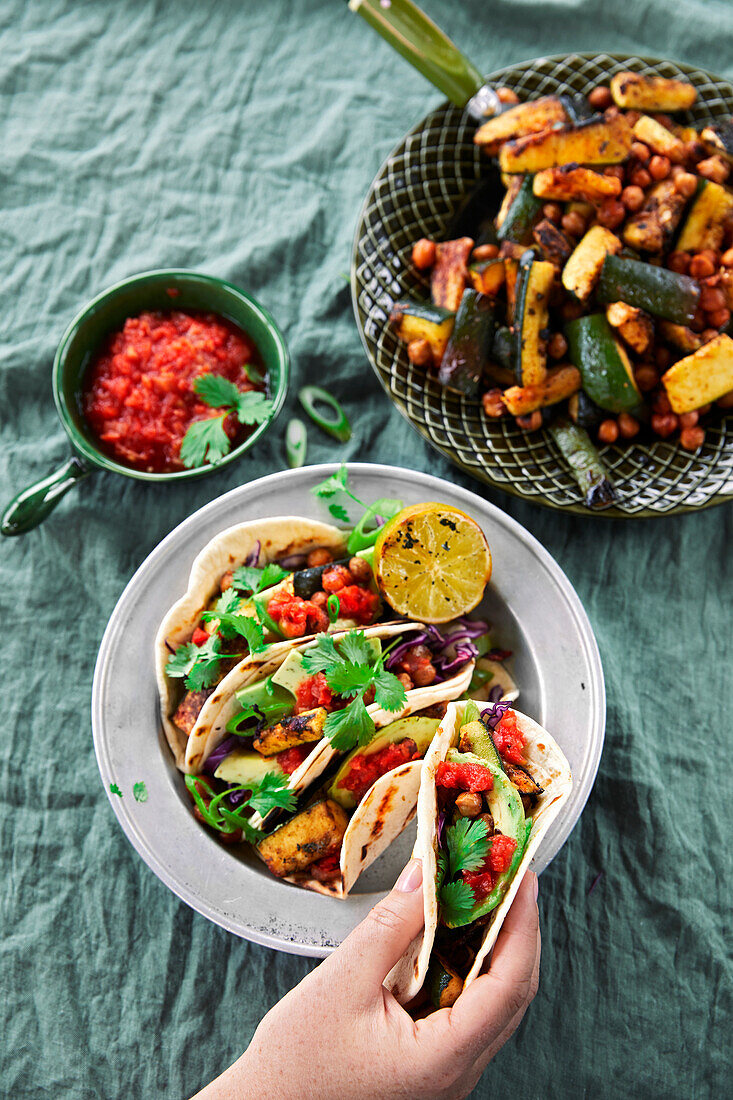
438 816 491 924
180 374 273 468
311 465 402 553
231 561 290 595
185 773 296 842
165 633 237 691
300 629 407 751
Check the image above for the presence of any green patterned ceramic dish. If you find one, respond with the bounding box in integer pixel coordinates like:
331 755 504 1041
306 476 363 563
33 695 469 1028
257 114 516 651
351 48 733 517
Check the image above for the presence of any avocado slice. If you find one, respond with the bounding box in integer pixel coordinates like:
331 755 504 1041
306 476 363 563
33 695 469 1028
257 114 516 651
327 715 440 809
214 748 286 785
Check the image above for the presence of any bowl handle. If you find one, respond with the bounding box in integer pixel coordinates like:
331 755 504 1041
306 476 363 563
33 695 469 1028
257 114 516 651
348 0 483 106
2 455 93 536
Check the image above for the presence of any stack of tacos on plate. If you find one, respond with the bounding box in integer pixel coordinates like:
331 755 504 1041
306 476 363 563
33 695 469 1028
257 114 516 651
386 698 572 1011
156 513 519 898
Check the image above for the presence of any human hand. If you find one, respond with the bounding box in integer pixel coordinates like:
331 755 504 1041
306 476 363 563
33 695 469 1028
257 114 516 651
196 858 540 1100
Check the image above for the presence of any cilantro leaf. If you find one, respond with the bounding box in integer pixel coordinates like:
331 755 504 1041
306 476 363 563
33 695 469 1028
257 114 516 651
214 588 241 615
372 667 408 713
445 817 490 879
312 464 351 499
258 562 290 590
211 612 265 652
184 634 232 691
301 633 341 676
133 781 148 803
231 562 289 595
194 373 242 408
110 783 123 798
329 502 350 523
165 642 199 680
180 414 230 468
439 879 476 926
326 660 374 699
233 390 273 425
246 772 298 817
339 630 375 667
324 695 375 752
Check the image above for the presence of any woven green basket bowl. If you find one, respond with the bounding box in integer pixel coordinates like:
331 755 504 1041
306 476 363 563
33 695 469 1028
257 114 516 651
351 53 733 518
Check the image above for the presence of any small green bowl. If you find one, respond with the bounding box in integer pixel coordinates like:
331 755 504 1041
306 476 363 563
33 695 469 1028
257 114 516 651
2 270 289 535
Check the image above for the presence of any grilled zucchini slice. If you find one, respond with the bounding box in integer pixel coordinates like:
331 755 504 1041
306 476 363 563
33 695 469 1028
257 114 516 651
659 321 703 353
605 301 654 355
597 254 700 325
533 165 621 203
499 115 632 174
390 299 455 363
562 226 623 301
662 333 733 412
469 258 505 296
438 290 495 396
548 418 617 508
431 238 474 312
566 314 641 413
632 115 686 162
532 219 573 268
496 174 544 244
609 72 697 112
474 95 567 153
622 178 689 253
513 252 555 385
676 180 733 253
503 365 581 415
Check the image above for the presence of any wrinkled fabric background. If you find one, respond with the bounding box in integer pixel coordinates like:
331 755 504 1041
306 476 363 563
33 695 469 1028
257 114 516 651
1 1 731 1096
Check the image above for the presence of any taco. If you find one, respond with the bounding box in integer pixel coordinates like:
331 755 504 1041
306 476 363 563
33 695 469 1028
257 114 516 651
386 698 572 1011
155 516 384 768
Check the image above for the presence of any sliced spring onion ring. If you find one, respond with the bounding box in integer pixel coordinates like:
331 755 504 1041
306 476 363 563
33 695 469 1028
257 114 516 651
299 385 352 442
285 417 307 468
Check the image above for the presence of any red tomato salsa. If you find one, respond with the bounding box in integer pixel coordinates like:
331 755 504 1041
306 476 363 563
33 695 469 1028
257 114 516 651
462 835 518 901
83 309 264 472
436 760 494 793
492 711 526 765
340 738 421 804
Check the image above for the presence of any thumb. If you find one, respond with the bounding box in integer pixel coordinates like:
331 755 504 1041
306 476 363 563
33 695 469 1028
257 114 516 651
323 858 425 997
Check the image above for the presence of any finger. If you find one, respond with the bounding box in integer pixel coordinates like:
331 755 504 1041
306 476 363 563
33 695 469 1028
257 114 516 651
443 872 540 1063
321 858 425 997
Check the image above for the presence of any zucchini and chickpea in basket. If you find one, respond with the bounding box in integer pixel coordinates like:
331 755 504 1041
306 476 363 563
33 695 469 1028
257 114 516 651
390 70 733 506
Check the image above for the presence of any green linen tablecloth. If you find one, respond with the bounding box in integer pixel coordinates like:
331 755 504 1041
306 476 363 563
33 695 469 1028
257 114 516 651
1 1 730 1096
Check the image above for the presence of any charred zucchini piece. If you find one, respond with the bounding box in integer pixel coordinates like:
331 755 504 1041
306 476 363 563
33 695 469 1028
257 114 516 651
701 122 733 164
474 95 567 153
662 333 733 412
492 324 515 371
257 799 349 878
533 165 621 203
676 181 733 253
532 219 573 268
622 179 689 253
514 252 555 385
610 72 697 112
427 954 464 1010
548 418 617 508
495 174 523 231
458 720 504 770
292 558 349 599
503 365 581 416
659 321 703 353
597 254 700 325
431 238 474 312
503 761 544 796
566 314 641 413
568 389 605 428
496 174 544 244
469 258 505 296
438 290 496 397
632 115 686 162
499 115 632 174
605 301 654 355
252 707 327 756
504 258 520 323
562 226 623 301
390 299 455 363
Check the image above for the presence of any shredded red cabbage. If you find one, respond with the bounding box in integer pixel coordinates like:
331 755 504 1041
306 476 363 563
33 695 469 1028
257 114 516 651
480 699 511 729
488 684 503 703
278 551 308 570
385 618 489 683
203 736 240 775
243 541 261 567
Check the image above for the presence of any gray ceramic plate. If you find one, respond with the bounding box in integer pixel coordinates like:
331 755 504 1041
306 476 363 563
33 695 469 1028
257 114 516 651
92 463 605 957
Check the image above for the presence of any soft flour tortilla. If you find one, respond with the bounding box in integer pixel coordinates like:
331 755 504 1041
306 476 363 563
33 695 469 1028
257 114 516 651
155 516 347 768
386 701 572 1004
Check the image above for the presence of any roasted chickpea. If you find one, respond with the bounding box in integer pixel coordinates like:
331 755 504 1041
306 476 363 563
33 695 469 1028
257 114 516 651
397 672 413 692
653 390 672 415
588 85 613 109
707 308 731 329
673 171 698 198
617 412 640 439
596 199 626 229
721 248 733 268
702 328 721 343
306 548 334 568
472 242 499 261
697 156 729 184
678 410 699 429
411 238 436 270
496 86 520 104
603 105 621 121
482 389 506 418
310 590 328 608
667 251 690 274
515 411 543 431
649 155 671 180
548 332 568 359
651 412 678 438
348 556 373 584
561 210 586 237
680 426 705 450
621 185 645 212
700 285 727 312
220 570 234 591
542 202 563 224
630 166 652 189
455 792 483 818
321 564 351 593
684 139 707 163
407 338 432 366
630 140 651 162
598 419 619 444
689 253 716 279
634 365 659 392
655 346 671 370
603 165 625 182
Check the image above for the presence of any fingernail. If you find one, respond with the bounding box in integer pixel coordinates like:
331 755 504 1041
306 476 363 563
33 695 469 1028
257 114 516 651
533 873 539 901
396 858 423 893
